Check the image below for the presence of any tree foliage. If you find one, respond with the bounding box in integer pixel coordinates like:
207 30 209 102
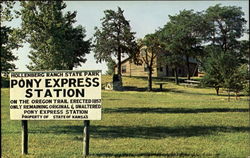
204 4 247 51
229 64 249 99
202 47 223 95
106 58 116 75
1 1 22 71
157 24 185 84
202 44 248 98
1 26 17 71
93 7 138 77
20 1 90 70
159 10 205 80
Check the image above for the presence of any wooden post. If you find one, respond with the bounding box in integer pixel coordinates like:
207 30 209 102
22 120 28 155
83 120 90 157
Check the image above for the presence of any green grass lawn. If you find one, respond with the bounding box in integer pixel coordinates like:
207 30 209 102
1 76 249 158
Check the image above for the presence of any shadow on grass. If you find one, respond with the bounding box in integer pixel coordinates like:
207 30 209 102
30 125 250 139
164 88 219 96
91 152 208 157
215 93 247 97
122 85 247 97
122 86 197 93
122 86 168 92
104 107 248 114
105 98 123 101
121 86 216 96
164 88 185 93
122 86 148 92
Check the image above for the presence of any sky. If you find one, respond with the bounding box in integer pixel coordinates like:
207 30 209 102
7 1 249 73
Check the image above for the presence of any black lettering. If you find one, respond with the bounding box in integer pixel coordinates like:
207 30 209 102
25 89 33 98
44 89 53 97
77 78 85 87
69 78 77 87
34 79 41 88
53 89 62 97
45 79 52 87
34 89 43 97
85 78 91 87
92 77 100 87
61 78 68 87
76 89 84 97
19 79 25 88
10 80 18 88
26 79 33 88
53 79 60 87
67 89 75 97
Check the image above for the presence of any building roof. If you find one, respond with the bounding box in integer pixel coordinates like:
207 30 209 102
114 57 133 67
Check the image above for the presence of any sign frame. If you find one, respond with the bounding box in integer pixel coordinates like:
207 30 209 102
10 70 102 120
9 70 102 156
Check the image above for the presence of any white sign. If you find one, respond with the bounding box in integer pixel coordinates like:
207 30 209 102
10 70 101 120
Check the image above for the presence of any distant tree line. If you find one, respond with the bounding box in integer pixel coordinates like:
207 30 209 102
99 5 248 95
1 1 249 97
154 4 249 98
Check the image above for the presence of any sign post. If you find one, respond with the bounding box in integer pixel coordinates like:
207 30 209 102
9 70 102 156
22 120 28 154
83 120 90 157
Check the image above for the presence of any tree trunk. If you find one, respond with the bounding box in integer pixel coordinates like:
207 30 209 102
117 51 121 77
235 92 239 100
186 55 190 80
174 67 179 85
148 67 152 91
215 87 219 96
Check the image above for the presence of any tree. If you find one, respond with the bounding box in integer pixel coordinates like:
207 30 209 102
157 24 185 85
161 10 205 80
202 4 248 98
202 45 245 99
1 1 22 71
20 1 90 70
93 7 137 78
229 64 248 99
106 58 116 75
164 53 185 85
204 4 247 52
138 34 163 91
202 46 228 95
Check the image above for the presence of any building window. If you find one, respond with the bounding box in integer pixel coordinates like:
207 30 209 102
122 65 126 73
